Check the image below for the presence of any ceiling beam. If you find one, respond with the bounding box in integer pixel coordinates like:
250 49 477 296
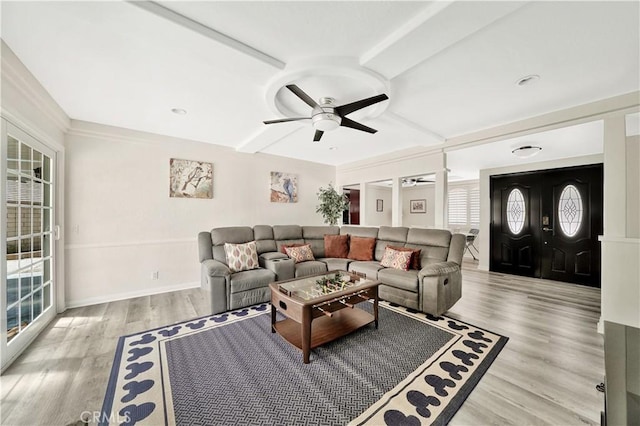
236 123 306 153
383 111 444 145
128 1 285 70
361 1 529 80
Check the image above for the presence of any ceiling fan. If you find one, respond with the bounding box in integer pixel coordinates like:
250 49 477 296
263 84 389 142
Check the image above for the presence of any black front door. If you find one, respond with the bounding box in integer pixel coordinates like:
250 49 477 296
490 164 603 287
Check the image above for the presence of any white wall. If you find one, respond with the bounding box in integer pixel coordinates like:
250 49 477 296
402 185 435 228
365 185 392 226
64 120 335 307
337 149 446 226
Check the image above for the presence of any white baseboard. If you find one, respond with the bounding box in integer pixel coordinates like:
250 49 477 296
65 281 200 310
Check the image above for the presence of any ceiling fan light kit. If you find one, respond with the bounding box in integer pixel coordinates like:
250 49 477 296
263 84 388 142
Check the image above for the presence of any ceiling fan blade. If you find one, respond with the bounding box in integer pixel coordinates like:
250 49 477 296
313 130 324 142
335 94 389 117
263 117 309 124
286 84 320 109
340 117 377 134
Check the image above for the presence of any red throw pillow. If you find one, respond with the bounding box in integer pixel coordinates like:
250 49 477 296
387 245 422 270
347 236 376 261
280 243 305 254
324 234 349 258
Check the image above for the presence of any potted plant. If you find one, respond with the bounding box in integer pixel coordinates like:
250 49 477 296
316 184 349 226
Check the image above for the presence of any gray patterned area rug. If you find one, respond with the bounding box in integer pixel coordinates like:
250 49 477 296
101 301 507 426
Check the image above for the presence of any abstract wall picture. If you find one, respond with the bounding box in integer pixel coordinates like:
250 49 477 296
270 171 298 203
410 199 426 213
169 159 213 199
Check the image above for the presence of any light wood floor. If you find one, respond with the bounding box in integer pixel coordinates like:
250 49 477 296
0 261 604 425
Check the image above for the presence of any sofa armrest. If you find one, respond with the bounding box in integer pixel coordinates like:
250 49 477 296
198 231 214 262
202 259 230 277
418 261 460 278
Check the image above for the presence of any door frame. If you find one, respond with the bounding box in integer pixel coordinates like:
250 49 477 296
490 163 603 287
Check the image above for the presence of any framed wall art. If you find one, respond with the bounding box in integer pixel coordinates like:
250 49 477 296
410 199 426 214
270 171 298 203
169 159 213 199
376 199 383 212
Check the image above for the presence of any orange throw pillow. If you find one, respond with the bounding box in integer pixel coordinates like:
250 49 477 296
347 236 376 261
388 245 422 270
324 234 349 258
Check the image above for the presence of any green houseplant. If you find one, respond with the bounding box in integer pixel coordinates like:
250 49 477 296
316 184 349 226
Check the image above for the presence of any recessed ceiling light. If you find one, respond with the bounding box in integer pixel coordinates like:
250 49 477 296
512 145 542 158
329 146 338 151
515 74 540 86
171 108 187 115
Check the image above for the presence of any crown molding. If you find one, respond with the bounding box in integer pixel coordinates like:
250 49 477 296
1 48 70 136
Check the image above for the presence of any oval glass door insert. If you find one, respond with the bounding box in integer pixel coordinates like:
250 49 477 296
558 184 583 237
506 188 526 234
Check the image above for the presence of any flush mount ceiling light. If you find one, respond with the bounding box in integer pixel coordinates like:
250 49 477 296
512 145 542 158
171 108 187 115
515 74 540 86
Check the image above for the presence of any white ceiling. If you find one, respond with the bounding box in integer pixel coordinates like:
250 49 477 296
1 1 638 176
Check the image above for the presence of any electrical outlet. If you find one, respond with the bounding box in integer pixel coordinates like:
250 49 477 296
152 271 159 280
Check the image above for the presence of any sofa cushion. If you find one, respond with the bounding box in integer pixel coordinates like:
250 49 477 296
387 245 422 270
285 244 315 263
340 226 378 238
380 247 413 271
273 225 303 240
324 234 349 258
229 268 276 293
378 268 419 293
224 241 259 273
253 225 276 254
302 226 339 239
348 261 384 279
294 260 327 277
348 236 376 261
318 258 352 272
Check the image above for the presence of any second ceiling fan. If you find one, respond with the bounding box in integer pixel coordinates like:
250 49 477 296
263 84 389 142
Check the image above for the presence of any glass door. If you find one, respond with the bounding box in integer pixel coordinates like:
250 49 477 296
1 119 56 370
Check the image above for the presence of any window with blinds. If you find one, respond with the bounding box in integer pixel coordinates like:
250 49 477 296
447 185 480 227
448 188 468 225
470 187 480 225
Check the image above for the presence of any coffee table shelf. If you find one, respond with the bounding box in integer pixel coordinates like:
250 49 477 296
272 308 374 352
270 270 379 364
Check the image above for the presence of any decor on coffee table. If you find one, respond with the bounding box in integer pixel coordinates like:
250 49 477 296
270 171 298 203
271 270 379 363
410 199 426 213
101 302 508 425
316 184 349 225
169 158 212 198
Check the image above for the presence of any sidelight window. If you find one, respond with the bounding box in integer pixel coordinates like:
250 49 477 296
506 188 525 234
558 184 583 237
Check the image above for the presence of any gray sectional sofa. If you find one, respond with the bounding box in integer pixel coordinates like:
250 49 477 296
198 225 465 317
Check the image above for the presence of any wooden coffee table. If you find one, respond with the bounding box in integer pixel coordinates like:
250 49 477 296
269 270 379 364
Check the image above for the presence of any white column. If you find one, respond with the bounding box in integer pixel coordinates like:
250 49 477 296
603 115 627 237
359 183 367 225
391 177 403 226
434 167 448 229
